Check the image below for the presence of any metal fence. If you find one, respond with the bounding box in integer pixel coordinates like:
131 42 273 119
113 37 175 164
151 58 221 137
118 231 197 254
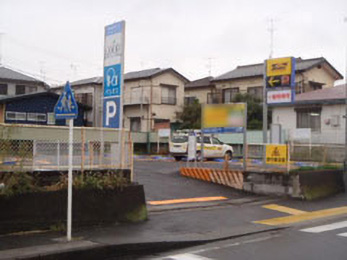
0 124 133 174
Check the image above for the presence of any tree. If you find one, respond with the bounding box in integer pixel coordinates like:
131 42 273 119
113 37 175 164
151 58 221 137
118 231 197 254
232 93 269 130
176 100 201 129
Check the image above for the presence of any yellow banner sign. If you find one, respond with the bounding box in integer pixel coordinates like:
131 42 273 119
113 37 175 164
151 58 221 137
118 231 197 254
202 103 246 129
266 57 292 77
265 144 288 165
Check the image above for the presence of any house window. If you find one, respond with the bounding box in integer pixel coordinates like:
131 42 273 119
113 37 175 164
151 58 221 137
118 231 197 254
184 96 196 105
75 93 93 106
247 87 263 100
27 113 47 122
161 85 176 105
223 88 239 103
28 86 38 93
207 93 221 104
6 111 26 121
0 84 8 95
130 117 141 132
47 113 55 125
296 107 321 132
16 85 26 95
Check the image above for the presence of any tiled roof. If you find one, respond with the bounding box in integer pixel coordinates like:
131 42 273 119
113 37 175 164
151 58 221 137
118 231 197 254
185 76 214 89
213 57 341 81
0 66 44 83
59 68 189 88
124 68 164 80
296 84 346 102
70 76 103 86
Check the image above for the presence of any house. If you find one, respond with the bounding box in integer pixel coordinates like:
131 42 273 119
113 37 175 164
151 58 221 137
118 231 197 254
52 68 189 131
184 76 215 104
123 68 189 132
271 84 347 144
0 92 89 126
0 66 48 96
188 57 342 104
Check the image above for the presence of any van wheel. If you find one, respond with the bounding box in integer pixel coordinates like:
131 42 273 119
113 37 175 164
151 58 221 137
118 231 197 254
174 156 182 161
225 151 232 161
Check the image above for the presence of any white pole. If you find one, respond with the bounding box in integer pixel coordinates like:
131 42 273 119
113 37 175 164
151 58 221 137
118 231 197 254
67 118 74 241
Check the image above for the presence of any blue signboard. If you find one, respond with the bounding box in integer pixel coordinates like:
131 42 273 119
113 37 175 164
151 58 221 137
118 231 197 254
54 82 78 120
104 64 122 97
103 97 120 128
202 127 244 134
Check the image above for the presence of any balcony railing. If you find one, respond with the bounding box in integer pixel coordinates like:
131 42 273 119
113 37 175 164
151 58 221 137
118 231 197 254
161 96 176 105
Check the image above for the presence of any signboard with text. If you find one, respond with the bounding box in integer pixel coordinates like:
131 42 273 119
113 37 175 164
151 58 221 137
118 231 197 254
265 144 288 165
265 57 296 104
202 103 246 133
103 21 125 128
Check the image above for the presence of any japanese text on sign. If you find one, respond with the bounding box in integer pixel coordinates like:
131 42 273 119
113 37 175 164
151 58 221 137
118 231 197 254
265 144 288 165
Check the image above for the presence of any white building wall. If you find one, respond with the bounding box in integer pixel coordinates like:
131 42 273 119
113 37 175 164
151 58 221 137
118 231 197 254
272 104 346 144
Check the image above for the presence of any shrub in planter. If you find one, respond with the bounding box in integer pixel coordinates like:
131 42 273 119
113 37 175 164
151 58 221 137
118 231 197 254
0 171 147 234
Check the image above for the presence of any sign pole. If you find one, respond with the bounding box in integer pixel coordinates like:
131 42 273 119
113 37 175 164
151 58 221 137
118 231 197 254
243 104 247 171
67 118 74 241
54 81 78 242
262 61 268 166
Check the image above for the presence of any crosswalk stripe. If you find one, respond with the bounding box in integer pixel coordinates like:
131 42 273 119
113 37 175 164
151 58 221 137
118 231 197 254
300 220 347 233
337 232 347 237
167 253 213 260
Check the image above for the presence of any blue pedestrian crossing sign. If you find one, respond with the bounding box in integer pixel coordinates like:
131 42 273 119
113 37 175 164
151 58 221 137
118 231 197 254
54 82 78 120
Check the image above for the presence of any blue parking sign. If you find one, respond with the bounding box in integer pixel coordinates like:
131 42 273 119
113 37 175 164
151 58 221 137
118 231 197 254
104 64 121 97
103 97 120 128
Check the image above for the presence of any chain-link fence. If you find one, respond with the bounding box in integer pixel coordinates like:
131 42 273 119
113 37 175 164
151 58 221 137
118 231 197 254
0 124 133 174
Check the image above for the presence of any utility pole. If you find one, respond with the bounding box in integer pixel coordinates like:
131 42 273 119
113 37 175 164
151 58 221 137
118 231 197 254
344 17 347 179
0 33 4 65
263 18 276 164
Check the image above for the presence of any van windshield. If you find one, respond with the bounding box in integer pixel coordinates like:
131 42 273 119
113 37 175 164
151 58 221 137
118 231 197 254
171 136 188 143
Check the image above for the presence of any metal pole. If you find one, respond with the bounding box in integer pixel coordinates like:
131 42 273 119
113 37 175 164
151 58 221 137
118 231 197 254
345 43 347 174
118 21 126 168
263 60 268 165
243 103 247 171
67 119 73 242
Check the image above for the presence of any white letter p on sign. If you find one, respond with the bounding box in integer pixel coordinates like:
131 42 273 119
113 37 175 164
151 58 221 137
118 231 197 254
106 101 117 126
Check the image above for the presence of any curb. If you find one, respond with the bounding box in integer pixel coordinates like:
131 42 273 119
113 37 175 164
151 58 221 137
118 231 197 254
3 227 286 260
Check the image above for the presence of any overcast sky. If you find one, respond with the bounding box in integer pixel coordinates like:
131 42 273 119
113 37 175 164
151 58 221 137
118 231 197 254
0 0 346 86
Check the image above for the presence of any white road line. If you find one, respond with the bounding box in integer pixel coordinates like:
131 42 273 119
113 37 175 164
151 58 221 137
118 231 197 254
300 220 347 233
337 232 347 237
166 253 214 260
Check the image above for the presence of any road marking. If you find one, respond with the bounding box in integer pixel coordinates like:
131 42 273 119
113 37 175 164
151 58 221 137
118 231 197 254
262 204 307 215
166 253 213 260
300 220 347 233
148 196 228 205
337 232 347 237
254 206 347 226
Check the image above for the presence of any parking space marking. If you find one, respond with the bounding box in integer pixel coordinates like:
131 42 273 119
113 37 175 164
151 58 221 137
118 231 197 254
254 206 347 226
300 220 347 233
262 204 307 215
148 196 228 205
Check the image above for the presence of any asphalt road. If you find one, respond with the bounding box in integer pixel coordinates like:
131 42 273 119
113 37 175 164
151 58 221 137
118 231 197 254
144 215 347 260
133 160 250 201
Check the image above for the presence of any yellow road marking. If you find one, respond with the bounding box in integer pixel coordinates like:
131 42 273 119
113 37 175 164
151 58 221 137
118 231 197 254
262 204 307 215
148 196 228 205
254 206 347 226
